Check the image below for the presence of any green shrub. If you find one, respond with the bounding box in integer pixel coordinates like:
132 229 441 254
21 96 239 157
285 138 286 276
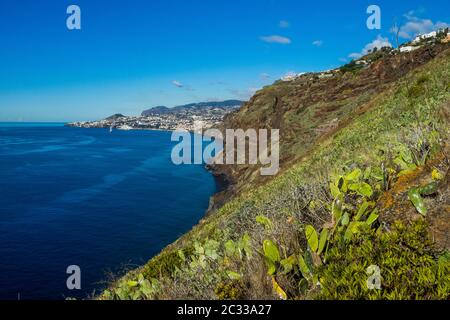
408 84 426 98
315 220 449 300
407 75 430 98
142 246 194 279
340 61 363 73
215 280 244 300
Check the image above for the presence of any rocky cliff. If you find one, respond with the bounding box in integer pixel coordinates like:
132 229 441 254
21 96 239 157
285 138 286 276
100 40 450 300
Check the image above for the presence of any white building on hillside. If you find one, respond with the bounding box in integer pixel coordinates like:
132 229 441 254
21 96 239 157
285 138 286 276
400 46 420 53
281 72 306 81
412 31 438 44
355 60 368 65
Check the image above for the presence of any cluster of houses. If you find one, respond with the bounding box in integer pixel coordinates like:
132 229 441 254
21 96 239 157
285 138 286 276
281 69 340 82
400 28 450 53
67 111 230 132
279 28 450 84
281 72 306 82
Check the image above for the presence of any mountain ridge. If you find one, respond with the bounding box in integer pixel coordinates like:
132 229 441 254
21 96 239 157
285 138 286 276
141 100 245 116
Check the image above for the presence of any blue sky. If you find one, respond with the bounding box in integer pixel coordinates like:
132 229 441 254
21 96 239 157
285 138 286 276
0 0 449 122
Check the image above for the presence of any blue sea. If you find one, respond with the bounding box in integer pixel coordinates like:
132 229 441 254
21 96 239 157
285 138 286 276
0 123 217 300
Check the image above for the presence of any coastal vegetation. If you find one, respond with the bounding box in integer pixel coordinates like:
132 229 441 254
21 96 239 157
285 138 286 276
100 41 450 300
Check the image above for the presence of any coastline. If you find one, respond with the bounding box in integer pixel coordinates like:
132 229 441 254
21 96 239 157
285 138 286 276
67 123 235 217
206 169 233 216
65 123 175 134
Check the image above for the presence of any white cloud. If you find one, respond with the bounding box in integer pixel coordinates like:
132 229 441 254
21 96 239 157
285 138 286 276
282 71 297 78
390 26 411 40
260 35 292 44
228 88 259 100
393 12 449 39
260 73 271 80
348 35 392 59
312 40 323 47
209 80 227 86
171 80 195 91
348 52 362 59
248 87 259 95
279 20 290 28
362 35 392 52
172 80 183 88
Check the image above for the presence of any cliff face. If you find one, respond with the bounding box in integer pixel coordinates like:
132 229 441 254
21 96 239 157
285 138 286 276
101 42 450 300
208 43 450 212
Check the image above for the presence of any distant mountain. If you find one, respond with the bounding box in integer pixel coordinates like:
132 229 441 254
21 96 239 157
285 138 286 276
141 100 244 116
105 114 126 121
175 100 245 109
142 106 171 115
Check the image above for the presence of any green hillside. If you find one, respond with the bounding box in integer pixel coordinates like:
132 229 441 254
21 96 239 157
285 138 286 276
100 43 450 300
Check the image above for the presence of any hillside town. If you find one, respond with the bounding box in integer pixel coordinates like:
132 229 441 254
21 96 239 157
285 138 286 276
280 28 450 82
67 101 243 131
